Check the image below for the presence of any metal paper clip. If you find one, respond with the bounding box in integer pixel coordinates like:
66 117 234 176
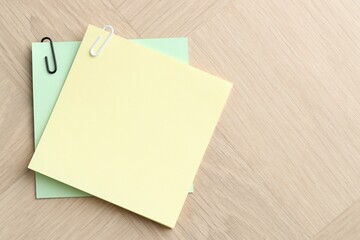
89 25 114 57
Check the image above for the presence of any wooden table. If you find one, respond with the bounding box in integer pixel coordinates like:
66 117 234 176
1 1 360 239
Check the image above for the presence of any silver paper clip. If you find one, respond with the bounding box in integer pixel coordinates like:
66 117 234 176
89 25 114 57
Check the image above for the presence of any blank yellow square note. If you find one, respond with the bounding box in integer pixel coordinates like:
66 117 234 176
29 25 232 228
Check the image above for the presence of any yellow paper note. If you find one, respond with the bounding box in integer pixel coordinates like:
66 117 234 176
29 25 232 228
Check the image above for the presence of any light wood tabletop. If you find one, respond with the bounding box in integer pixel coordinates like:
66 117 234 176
1 0 360 239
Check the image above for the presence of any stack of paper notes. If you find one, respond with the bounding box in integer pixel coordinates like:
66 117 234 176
29 25 232 228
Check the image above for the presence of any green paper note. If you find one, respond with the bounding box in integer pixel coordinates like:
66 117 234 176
32 38 193 198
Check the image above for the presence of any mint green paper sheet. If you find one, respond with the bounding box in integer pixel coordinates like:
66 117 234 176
32 38 193 198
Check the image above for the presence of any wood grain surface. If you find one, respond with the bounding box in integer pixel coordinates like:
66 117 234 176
1 0 360 239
